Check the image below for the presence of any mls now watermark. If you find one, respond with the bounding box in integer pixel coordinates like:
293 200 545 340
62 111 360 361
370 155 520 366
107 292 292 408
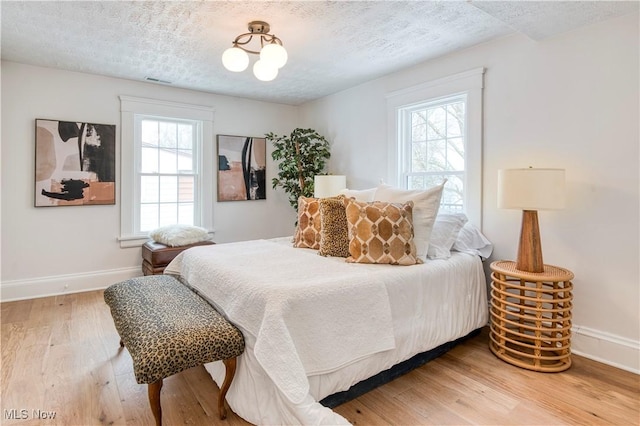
4 409 57 420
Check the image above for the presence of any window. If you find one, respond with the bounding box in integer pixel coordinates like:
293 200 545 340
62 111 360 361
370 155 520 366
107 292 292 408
137 116 200 232
120 96 214 247
386 68 484 225
399 95 466 212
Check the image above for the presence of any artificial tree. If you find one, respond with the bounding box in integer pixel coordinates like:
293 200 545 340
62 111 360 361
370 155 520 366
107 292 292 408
266 128 331 211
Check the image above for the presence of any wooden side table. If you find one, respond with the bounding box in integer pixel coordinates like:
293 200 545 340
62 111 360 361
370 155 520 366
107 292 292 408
489 260 574 372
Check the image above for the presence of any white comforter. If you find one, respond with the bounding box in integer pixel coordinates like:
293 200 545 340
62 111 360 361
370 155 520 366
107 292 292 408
165 239 395 403
165 238 488 425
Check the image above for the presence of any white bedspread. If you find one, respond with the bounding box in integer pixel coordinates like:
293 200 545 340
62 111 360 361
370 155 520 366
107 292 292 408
166 237 488 425
164 239 395 405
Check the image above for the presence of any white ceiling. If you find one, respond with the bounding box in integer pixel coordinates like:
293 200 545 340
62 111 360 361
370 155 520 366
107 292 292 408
1 1 637 106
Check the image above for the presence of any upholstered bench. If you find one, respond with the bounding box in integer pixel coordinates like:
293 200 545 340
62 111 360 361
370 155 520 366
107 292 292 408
142 240 215 275
104 275 244 425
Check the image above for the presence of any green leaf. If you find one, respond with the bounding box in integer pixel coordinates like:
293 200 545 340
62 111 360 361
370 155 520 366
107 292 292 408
267 128 332 221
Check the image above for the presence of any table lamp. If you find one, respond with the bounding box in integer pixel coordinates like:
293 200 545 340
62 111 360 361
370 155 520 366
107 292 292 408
497 168 565 273
314 175 346 198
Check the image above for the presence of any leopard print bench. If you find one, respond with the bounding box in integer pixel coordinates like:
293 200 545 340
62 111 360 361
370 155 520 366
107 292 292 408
104 275 245 426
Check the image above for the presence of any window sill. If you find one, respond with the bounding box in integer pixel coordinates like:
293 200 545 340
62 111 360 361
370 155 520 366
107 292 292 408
118 235 150 249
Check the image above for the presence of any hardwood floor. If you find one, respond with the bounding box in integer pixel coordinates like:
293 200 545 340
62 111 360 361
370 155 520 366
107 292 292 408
1 290 638 425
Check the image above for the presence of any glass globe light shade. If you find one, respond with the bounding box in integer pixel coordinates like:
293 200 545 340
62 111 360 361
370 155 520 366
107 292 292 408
222 47 249 72
253 60 278 81
260 43 288 69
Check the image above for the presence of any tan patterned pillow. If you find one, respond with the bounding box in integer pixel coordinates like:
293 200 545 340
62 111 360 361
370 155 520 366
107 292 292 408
319 196 350 257
375 181 446 261
344 199 420 265
294 196 322 249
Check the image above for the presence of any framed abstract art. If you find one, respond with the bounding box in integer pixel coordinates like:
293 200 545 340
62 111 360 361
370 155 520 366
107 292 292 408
35 119 116 206
217 134 266 201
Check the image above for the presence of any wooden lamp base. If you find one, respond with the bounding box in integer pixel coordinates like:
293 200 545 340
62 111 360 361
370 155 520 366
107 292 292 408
516 210 544 273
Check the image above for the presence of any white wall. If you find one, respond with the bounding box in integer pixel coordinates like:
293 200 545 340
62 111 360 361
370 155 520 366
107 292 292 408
299 13 639 372
1 61 298 299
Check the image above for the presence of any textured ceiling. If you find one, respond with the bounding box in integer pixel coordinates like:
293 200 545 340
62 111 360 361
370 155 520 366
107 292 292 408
1 1 637 105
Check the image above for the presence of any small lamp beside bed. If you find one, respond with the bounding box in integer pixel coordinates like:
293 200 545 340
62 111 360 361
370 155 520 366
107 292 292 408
314 175 347 198
497 167 565 273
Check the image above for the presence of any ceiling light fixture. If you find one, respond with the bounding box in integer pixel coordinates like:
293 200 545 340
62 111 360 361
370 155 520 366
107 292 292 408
222 21 288 82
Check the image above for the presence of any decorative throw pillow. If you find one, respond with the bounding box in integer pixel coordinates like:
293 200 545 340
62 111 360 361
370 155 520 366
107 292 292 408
452 222 494 260
319 196 350 257
344 199 420 265
374 181 446 261
338 187 377 202
293 196 322 249
149 224 210 247
427 213 468 259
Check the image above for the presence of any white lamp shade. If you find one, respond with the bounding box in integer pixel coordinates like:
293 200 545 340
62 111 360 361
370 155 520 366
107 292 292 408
314 175 347 198
222 47 249 72
498 168 565 210
260 43 288 69
253 60 278 81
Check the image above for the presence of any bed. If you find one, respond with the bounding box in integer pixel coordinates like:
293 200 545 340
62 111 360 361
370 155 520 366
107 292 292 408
164 234 489 425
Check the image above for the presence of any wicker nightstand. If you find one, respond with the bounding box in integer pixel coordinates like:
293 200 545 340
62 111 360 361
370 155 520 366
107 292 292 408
489 260 574 372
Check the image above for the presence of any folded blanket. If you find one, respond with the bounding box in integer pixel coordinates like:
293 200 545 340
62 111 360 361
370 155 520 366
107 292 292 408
165 239 395 404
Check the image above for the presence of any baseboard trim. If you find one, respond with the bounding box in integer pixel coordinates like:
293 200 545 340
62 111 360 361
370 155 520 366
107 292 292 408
0 267 142 302
572 325 640 374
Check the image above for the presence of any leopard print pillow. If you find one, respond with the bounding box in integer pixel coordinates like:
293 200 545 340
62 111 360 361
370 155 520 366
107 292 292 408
318 196 350 257
344 199 420 265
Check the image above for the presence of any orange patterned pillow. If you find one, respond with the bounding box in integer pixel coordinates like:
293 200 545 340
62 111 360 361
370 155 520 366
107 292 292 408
294 196 322 249
344 199 420 265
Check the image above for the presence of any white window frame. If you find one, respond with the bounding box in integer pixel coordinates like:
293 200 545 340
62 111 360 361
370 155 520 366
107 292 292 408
399 94 467 211
119 96 214 248
386 67 484 226
135 114 202 233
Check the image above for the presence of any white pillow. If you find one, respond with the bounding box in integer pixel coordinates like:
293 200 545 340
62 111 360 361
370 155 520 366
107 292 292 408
338 187 376 202
452 222 493 260
374 181 445 261
427 213 468 259
149 224 210 247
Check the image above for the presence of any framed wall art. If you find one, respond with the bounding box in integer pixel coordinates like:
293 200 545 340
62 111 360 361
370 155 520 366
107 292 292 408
35 119 116 207
217 135 267 201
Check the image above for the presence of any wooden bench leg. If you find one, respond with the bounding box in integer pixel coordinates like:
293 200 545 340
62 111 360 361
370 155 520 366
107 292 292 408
218 358 237 420
148 379 163 426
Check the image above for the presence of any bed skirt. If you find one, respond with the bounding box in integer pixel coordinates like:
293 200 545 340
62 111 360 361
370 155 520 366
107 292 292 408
320 327 482 408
